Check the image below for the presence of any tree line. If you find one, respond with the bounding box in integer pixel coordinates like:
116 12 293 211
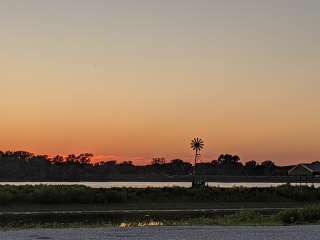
0 151 292 181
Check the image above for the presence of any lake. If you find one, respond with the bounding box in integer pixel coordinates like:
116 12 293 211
0 182 317 188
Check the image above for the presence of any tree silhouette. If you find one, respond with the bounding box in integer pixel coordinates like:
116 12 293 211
244 160 258 175
0 150 292 181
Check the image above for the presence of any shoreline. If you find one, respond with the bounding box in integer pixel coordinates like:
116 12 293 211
0 175 318 183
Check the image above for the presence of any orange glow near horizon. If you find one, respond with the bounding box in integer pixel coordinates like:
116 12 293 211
1 1 320 166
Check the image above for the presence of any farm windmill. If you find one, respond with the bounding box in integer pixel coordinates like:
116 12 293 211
190 137 206 187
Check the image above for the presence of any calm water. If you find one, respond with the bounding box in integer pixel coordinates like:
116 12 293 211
0 182 317 188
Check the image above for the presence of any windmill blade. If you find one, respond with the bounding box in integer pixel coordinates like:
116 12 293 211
191 137 204 152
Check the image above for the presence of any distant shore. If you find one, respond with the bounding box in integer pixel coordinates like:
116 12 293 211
0 175 315 183
104 175 319 183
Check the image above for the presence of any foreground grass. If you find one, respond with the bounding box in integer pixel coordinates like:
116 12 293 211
134 206 320 227
4 207 320 229
0 211 281 229
279 204 320 224
139 211 281 227
0 185 320 229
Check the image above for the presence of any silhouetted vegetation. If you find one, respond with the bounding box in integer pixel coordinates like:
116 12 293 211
0 151 292 181
0 184 319 205
3 206 320 228
278 205 320 224
0 210 279 228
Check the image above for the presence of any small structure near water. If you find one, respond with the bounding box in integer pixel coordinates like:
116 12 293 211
192 177 207 188
288 162 320 184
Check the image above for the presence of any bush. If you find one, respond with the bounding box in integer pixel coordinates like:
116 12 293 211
278 209 302 224
279 205 320 224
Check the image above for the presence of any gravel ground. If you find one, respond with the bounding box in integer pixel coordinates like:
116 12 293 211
1 225 320 240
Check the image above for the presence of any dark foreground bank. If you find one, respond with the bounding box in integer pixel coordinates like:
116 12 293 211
2 225 320 240
0 185 319 227
1 206 320 228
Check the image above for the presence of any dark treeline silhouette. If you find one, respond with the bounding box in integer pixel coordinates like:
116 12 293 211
0 151 294 181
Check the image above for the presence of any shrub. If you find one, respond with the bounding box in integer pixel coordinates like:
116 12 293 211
278 209 302 224
279 205 320 224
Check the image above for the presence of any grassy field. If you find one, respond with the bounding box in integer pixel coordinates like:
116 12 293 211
2 207 320 229
0 201 306 212
0 209 285 228
0 184 317 212
1 184 320 205
0 184 319 228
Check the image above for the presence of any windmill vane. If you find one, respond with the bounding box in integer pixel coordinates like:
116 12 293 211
191 137 204 152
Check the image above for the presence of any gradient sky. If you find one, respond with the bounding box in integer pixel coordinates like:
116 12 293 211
1 1 320 165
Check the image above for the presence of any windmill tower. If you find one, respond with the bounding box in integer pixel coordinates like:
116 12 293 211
190 137 206 187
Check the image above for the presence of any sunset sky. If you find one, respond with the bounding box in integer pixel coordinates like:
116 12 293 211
1 1 320 165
